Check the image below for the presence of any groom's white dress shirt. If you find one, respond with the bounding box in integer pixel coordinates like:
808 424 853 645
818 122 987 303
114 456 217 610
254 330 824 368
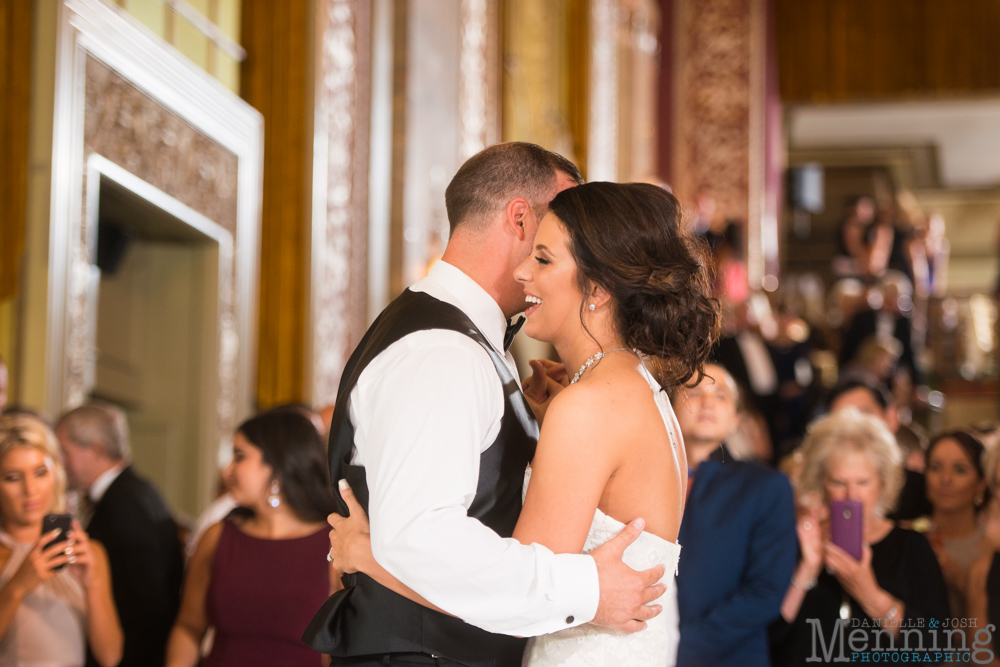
347 260 599 637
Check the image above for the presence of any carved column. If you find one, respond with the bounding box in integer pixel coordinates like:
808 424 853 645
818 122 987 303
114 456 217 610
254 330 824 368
309 0 371 407
587 0 619 182
458 0 500 160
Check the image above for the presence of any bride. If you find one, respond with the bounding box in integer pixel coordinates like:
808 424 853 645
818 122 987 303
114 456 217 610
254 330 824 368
327 181 720 665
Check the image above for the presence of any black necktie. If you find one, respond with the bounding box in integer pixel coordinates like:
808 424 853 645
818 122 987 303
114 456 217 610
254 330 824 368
504 316 525 352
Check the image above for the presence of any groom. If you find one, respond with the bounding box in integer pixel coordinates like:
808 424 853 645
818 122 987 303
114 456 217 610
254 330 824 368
305 142 667 666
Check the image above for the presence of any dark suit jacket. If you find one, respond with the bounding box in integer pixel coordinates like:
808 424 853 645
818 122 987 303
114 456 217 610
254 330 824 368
839 308 920 384
711 336 783 460
677 448 797 667
85 466 184 667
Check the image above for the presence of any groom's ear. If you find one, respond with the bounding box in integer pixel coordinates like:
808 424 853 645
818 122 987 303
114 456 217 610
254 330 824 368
504 197 531 240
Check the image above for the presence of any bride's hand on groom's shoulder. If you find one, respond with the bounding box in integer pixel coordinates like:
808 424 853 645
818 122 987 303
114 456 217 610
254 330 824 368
522 360 567 424
327 480 373 575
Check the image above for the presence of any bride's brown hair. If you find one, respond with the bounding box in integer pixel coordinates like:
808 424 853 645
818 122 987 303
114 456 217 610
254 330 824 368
547 181 721 388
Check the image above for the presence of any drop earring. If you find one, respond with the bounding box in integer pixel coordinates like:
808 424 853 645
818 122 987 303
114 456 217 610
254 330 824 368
267 480 281 508
589 303 596 311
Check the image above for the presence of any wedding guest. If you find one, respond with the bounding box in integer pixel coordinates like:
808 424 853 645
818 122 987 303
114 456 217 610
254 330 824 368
711 301 780 450
923 431 989 619
166 408 338 667
827 378 932 521
771 410 949 665
827 378 897 430
831 196 875 278
910 212 950 299
896 422 928 474
838 271 919 386
674 364 796 667
0 414 122 666
965 444 1000 654
56 403 183 667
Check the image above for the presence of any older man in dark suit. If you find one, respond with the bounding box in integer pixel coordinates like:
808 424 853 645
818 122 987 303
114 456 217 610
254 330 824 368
674 364 797 667
56 403 184 667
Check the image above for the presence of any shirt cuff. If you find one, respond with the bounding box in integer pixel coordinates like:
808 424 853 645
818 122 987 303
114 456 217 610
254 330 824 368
546 553 600 633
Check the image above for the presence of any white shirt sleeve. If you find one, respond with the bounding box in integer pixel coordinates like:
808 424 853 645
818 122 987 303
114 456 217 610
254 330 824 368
351 331 599 637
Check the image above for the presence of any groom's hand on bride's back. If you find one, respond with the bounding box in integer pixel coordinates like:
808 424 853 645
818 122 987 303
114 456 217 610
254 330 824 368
590 517 666 633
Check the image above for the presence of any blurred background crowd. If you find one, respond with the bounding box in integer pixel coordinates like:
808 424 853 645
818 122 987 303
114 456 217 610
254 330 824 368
3 0 1000 665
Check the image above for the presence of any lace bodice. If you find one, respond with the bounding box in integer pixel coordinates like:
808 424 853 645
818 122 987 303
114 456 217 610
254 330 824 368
522 361 682 666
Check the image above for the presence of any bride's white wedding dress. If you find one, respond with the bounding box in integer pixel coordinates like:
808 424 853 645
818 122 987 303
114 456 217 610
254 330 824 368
522 362 683 667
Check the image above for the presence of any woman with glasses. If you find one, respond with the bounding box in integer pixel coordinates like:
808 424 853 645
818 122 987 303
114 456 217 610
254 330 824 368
771 410 949 666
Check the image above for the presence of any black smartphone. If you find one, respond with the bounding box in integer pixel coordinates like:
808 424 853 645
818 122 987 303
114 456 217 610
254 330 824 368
42 513 74 570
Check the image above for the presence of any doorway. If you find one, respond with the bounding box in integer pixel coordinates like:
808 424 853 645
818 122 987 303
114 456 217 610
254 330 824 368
85 163 231 521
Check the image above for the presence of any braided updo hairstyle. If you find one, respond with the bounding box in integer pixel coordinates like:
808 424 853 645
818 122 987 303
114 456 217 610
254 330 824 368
547 181 721 389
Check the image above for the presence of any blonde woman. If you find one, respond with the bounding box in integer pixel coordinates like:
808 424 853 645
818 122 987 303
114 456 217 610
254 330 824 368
771 409 949 666
0 414 122 666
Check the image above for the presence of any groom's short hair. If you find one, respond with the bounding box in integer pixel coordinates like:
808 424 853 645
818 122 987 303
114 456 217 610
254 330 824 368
445 142 583 235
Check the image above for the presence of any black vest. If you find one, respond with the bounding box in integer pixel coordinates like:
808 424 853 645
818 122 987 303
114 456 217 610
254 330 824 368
303 289 538 667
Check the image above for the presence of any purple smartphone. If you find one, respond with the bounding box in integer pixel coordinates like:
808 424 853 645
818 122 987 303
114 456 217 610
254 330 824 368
830 500 863 561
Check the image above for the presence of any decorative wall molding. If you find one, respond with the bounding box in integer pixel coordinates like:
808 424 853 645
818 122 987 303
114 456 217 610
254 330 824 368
50 0 262 450
84 58 239 233
309 0 370 407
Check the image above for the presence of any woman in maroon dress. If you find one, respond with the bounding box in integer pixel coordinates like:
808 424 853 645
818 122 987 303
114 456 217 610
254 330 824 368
166 409 339 667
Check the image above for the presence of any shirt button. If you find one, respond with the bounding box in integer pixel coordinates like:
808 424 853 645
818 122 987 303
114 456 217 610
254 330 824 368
566 615 575 624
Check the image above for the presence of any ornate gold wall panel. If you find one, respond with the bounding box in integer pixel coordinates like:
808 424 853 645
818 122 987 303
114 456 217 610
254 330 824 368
241 0 311 409
0 0 32 301
777 0 1000 103
670 0 774 288
85 59 239 232
672 0 753 222
502 0 583 167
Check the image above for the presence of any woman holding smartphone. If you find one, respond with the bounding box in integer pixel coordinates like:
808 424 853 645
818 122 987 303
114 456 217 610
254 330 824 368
771 409 949 666
0 413 122 666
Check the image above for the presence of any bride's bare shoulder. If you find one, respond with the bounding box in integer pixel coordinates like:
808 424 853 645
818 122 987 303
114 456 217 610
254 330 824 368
544 362 650 431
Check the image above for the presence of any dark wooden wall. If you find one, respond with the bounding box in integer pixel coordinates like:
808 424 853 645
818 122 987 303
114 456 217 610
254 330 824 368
776 0 1000 102
241 0 311 409
0 0 32 300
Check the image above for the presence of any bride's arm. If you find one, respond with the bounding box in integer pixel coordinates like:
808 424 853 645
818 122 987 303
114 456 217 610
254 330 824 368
328 484 451 616
512 385 619 553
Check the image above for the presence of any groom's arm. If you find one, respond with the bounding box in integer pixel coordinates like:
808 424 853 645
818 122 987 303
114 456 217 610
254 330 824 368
352 333 599 637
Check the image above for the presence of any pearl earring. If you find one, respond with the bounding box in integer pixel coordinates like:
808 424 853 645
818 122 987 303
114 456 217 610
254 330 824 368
267 480 281 508
589 303 596 311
